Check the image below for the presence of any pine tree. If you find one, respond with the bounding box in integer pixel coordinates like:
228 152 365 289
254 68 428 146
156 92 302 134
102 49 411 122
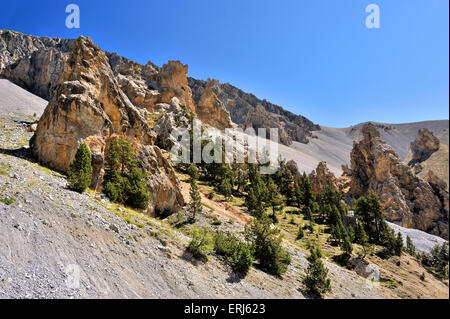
355 192 388 244
294 177 303 209
245 214 291 276
355 221 370 258
219 177 232 200
266 179 284 223
394 232 404 256
103 137 150 209
189 174 202 222
124 167 150 209
187 163 199 181
406 236 416 256
302 246 332 299
342 233 353 256
68 143 93 193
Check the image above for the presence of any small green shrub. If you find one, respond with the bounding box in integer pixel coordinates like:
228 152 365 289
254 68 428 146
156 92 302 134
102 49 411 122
0 197 14 205
297 227 304 240
188 227 214 260
214 232 253 275
245 215 291 276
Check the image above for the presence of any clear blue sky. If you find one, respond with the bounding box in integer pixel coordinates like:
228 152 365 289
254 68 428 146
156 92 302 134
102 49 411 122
1 0 448 127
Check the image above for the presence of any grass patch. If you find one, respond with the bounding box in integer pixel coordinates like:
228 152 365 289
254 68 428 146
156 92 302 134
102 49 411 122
146 112 164 128
0 197 15 205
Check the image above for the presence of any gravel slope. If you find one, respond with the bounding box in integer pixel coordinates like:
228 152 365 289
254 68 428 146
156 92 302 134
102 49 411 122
0 80 47 117
0 113 393 299
387 222 447 254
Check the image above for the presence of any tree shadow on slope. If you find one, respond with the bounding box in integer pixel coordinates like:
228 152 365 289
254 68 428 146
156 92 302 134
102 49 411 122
0 146 34 162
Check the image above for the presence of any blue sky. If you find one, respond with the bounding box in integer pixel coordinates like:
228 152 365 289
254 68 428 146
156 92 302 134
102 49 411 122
1 0 448 127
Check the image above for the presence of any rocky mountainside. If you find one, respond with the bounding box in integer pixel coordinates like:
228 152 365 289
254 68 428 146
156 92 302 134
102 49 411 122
2 108 449 298
0 30 74 100
1 30 449 299
188 78 320 145
405 129 449 187
347 124 448 239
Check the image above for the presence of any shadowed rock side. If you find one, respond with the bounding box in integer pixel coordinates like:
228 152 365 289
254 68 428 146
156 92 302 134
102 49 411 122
408 129 441 166
30 36 184 214
0 30 75 100
347 123 449 239
188 78 320 145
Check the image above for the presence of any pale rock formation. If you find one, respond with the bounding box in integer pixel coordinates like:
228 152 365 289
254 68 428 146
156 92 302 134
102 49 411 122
348 123 448 239
30 36 184 214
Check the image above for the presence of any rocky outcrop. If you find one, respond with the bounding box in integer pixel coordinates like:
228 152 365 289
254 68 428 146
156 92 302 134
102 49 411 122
408 129 440 166
188 77 320 145
107 52 161 109
196 86 232 129
243 105 292 145
309 161 338 196
30 36 184 214
0 30 74 100
348 123 448 239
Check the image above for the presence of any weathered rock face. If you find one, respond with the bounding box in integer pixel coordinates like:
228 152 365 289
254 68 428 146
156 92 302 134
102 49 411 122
408 129 440 166
30 36 184 214
243 105 292 145
107 52 161 109
0 30 74 100
153 61 196 113
188 77 320 145
309 161 338 196
196 86 233 129
348 123 448 239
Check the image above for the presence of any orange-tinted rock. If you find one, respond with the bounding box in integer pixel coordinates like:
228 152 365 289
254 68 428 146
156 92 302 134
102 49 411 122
196 87 232 129
348 123 448 239
309 161 338 196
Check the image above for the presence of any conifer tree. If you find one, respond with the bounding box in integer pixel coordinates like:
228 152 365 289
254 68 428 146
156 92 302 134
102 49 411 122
220 177 232 200
355 192 388 244
302 246 332 299
266 179 284 222
124 166 150 209
189 172 202 222
342 233 353 256
245 214 291 276
355 222 370 258
406 236 416 256
67 143 93 193
103 137 149 209
394 232 404 256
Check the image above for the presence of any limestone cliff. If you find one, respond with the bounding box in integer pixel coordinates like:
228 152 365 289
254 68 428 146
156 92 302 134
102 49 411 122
347 123 448 239
30 36 184 214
